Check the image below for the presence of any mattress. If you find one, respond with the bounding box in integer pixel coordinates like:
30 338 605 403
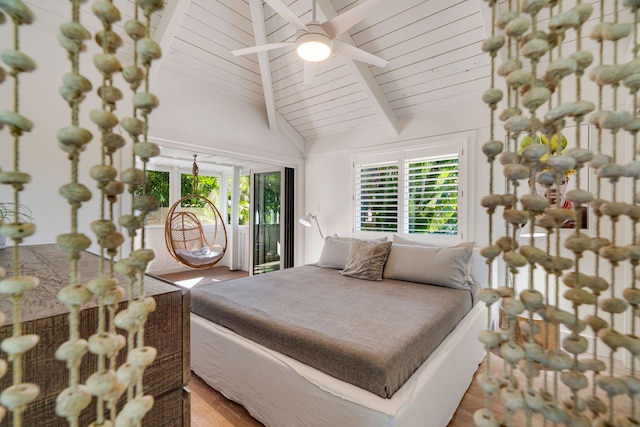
190 264 477 398
191 302 488 427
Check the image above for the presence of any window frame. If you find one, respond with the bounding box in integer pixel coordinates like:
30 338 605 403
351 139 469 244
141 164 226 227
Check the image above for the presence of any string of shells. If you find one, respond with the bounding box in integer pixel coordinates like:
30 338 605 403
54 0 163 425
110 0 164 424
87 0 129 424
477 1 640 426
0 1 40 425
54 0 97 424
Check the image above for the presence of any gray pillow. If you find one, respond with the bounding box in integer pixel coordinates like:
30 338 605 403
392 234 475 277
318 235 389 269
383 244 472 289
317 236 351 269
341 240 393 281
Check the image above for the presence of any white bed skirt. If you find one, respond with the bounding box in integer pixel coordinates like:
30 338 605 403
191 302 488 427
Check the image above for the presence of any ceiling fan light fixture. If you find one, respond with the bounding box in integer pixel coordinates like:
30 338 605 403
296 25 331 62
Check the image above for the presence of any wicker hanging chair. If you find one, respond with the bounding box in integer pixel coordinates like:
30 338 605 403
164 155 228 269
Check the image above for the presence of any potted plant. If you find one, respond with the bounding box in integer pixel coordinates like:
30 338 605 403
0 202 34 249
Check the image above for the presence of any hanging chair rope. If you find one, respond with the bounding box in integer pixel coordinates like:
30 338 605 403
164 155 228 269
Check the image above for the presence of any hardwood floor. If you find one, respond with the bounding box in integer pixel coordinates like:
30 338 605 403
158 266 249 287
160 267 634 427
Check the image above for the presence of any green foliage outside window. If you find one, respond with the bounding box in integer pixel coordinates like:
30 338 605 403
258 172 281 225
139 169 252 227
137 170 170 207
407 158 458 235
228 176 250 225
181 174 219 207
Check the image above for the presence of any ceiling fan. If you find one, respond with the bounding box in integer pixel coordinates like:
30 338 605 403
231 0 389 72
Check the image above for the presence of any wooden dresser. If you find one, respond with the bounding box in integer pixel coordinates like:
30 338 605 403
0 244 190 426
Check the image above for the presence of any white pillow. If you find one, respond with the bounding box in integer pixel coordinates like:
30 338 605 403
392 234 475 276
383 244 472 289
393 234 474 250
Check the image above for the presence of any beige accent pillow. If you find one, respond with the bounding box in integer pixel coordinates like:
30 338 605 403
383 244 473 289
340 240 393 281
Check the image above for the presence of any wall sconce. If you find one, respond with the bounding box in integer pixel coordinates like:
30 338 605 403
299 212 324 239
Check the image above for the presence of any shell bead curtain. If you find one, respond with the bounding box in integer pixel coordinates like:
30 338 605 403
478 1 640 426
0 1 40 424
54 0 164 425
0 0 164 425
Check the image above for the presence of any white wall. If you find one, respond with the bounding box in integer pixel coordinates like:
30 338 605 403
0 20 306 266
0 20 131 253
149 67 303 166
301 101 492 263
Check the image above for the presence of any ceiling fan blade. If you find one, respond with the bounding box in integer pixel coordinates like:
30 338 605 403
231 42 294 56
303 61 317 85
321 0 388 39
264 0 309 32
332 39 388 68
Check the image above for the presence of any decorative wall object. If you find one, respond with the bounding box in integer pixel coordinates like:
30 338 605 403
478 1 640 426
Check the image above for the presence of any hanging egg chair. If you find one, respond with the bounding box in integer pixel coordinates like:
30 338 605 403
164 155 228 269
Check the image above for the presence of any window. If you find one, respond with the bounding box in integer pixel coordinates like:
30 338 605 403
405 155 458 235
137 169 170 226
354 159 398 232
180 173 219 225
353 142 465 237
137 170 170 206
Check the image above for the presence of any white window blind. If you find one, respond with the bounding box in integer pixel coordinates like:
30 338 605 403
354 158 399 232
353 142 463 237
405 154 459 235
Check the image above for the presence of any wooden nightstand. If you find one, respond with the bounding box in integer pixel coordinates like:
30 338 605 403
0 244 190 426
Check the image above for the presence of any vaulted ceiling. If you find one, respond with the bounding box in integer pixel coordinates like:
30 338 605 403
20 0 635 157
156 0 493 143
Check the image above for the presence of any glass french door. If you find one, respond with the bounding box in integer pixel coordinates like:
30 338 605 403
250 168 294 275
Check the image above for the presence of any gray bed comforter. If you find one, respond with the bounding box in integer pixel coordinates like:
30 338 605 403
190 265 476 398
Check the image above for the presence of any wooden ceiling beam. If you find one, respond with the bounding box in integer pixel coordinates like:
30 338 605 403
249 0 305 153
316 0 399 136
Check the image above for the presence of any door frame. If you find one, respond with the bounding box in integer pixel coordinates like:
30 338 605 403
249 167 286 275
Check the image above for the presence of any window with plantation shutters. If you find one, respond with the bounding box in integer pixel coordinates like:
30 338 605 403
354 159 399 232
405 154 458 235
353 142 465 238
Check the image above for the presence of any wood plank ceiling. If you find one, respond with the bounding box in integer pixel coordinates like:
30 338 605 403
24 0 162 67
18 0 636 148
159 0 492 142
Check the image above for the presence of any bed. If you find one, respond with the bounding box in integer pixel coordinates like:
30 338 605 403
190 237 493 426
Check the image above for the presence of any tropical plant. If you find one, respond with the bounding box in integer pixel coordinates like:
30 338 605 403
181 174 219 208
227 175 250 225
407 158 458 235
136 170 170 207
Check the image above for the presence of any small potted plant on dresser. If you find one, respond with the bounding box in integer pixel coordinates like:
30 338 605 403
0 202 34 249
